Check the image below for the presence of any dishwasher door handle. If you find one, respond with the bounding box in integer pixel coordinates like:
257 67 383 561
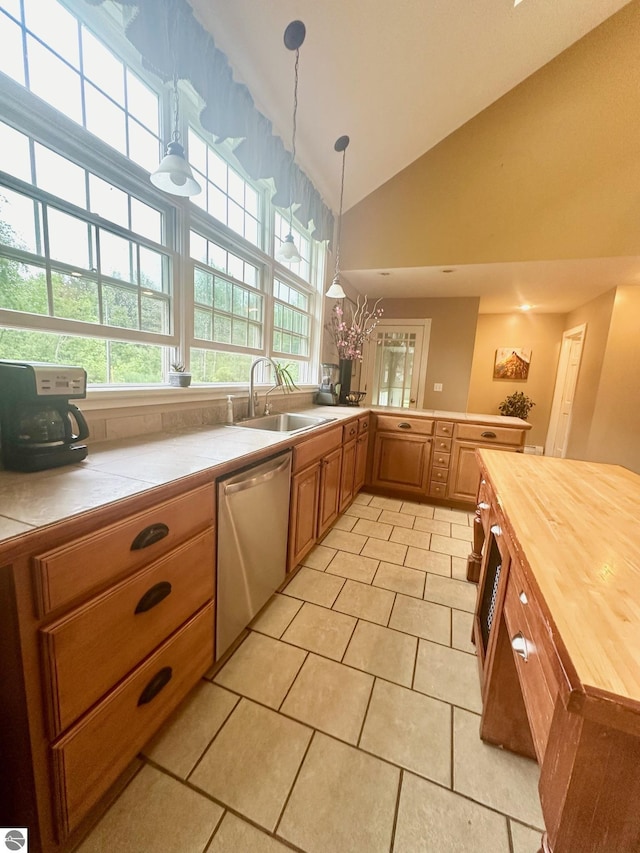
222 455 291 496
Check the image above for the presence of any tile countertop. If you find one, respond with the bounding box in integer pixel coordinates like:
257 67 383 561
0 405 529 547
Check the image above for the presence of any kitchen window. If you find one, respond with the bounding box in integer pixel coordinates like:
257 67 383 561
0 0 327 388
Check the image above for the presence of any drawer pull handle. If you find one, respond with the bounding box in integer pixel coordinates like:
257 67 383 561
519 590 528 605
478 502 490 510
135 581 173 614
511 632 529 662
138 666 173 706
490 524 502 537
130 523 169 551
481 431 497 438
398 422 412 429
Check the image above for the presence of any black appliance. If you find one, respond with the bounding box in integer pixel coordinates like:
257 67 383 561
314 362 340 405
0 360 90 472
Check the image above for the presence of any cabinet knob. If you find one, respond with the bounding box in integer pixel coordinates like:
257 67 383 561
478 502 490 510
511 632 529 662
519 590 528 605
490 524 502 536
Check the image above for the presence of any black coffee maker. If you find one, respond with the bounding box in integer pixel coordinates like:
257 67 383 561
0 361 90 472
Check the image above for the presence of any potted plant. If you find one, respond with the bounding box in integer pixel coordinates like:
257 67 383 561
498 391 535 420
168 362 192 388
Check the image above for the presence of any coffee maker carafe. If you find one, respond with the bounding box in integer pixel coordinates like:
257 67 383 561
0 361 90 472
314 363 340 405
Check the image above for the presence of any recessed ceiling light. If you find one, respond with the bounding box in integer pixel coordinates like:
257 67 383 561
378 271 391 276
442 268 455 274
514 0 526 6
520 304 532 311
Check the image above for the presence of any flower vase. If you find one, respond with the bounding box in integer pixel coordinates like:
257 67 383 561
338 358 352 404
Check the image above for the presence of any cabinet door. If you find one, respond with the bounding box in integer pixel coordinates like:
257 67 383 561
449 441 518 504
339 440 357 512
288 462 321 570
371 432 431 493
318 447 343 537
354 433 369 494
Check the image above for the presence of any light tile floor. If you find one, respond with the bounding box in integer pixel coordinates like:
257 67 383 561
77 493 545 853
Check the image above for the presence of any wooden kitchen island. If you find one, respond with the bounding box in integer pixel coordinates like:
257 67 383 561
473 450 640 853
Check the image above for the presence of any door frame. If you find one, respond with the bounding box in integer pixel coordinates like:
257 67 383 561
362 318 431 408
545 323 586 457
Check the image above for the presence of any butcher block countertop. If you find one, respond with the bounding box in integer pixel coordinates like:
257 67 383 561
478 449 640 711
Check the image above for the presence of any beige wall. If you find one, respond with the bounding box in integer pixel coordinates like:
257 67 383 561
378 297 479 411
341 1 640 271
564 288 616 460
467 313 566 447
584 286 640 472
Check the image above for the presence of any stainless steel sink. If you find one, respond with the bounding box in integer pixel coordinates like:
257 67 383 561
230 412 335 435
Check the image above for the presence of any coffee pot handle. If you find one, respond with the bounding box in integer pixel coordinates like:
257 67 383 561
67 403 90 442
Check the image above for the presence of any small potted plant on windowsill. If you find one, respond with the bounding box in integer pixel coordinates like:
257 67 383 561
168 362 192 388
498 391 535 420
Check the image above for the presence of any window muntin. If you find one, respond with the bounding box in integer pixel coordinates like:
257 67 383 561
274 210 311 283
190 231 264 353
188 128 261 247
1 1 162 171
272 277 311 358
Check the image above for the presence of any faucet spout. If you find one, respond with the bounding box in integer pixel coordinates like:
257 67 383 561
249 357 279 418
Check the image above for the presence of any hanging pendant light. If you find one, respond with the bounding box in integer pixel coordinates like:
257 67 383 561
325 134 350 299
276 20 306 264
151 73 201 197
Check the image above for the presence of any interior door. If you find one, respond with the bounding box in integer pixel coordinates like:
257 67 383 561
363 320 430 409
545 324 586 457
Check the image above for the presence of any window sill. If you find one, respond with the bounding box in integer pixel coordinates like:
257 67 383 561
82 384 317 412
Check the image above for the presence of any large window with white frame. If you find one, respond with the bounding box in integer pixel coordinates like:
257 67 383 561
0 0 327 388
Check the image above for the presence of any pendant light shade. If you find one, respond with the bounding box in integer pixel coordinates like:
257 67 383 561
325 277 346 299
151 74 201 198
151 140 201 197
277 20 306 264
276 232 302 263
326 134 350 298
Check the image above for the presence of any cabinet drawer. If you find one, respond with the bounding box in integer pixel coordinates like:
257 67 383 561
375 415 433 435
358 415 370 434
503 562 558 762
33 485 214 615
293 425 342 471
435 421 454 438
431 468 448 483
429 481 447 498
432 451 451 469
51 603 213 838
433 437 452 453
342 419 359 443
41 529 215 736
456 423 525 447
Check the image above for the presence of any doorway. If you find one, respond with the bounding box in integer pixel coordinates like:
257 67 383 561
545 323 586 457
362 320 431 409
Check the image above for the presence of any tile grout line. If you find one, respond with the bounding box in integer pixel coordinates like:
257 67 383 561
389 767 404 853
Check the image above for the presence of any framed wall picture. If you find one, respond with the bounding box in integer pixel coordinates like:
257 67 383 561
493 348 532 380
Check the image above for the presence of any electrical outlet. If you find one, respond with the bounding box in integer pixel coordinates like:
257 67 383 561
434 383 443 392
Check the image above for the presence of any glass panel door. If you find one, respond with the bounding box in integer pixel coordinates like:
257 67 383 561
363 321 429 409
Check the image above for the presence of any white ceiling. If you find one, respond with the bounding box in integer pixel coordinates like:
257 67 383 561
187 0 638 312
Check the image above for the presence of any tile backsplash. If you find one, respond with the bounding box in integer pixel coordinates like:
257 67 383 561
84 391 317 445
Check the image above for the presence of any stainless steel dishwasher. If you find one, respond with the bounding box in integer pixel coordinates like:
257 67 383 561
216 450 292 660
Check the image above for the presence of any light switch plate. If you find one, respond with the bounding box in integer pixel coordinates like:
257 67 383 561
434 383 443 392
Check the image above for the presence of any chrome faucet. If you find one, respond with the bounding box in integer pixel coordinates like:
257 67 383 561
248 356 279 418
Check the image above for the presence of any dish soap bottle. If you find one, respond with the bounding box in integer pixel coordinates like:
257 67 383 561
226 395 234 424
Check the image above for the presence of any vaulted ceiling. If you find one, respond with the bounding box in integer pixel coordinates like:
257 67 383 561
187 0 637 311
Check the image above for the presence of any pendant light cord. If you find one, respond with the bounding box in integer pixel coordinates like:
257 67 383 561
335 146 346 277
172 72 181 144
288 47 300 233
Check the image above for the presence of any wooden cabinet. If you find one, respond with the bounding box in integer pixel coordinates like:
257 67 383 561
370 415 433 493
339 436 357 511
448 423 526 504
288 424 343 570
354 419 369 493
0 481 216 851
